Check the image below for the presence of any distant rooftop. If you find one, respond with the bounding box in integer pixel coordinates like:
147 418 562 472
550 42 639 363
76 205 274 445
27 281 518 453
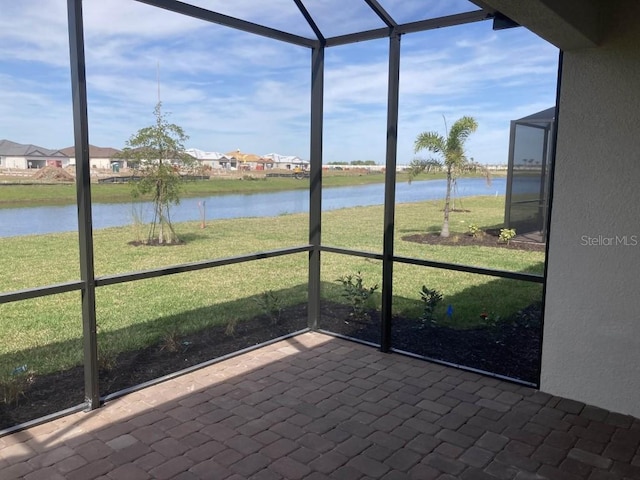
0 139 67 158
59 145 122 158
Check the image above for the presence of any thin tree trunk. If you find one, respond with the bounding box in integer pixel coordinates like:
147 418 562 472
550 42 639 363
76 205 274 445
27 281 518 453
441 168 451 238
157 203 164 245
156 179 164 245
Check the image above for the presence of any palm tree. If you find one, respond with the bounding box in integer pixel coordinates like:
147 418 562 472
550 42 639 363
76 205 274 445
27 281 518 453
411 116 485 238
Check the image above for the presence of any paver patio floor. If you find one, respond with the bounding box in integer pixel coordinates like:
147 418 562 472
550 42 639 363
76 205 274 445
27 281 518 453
1 332 639 479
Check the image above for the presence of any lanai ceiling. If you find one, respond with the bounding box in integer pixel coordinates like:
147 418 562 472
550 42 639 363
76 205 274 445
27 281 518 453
134 0 604 50
134 0 499 47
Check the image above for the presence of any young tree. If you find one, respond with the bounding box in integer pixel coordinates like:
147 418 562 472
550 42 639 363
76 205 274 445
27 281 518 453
410 116 488 237
119 102 193 245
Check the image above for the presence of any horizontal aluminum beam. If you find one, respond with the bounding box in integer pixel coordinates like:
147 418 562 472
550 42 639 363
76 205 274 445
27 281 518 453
134 0 318 48
96 245 313 287
320 246 544 283
0 280 84 304
326 10 491 47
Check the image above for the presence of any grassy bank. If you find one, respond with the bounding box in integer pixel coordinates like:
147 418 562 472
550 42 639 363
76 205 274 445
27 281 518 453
0 170 504 207
0 196 542 377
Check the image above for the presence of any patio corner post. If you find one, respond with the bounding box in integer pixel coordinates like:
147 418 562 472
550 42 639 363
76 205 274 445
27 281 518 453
67 0 100 410
381 32 401 352
537 50 563 388
308 44 325 330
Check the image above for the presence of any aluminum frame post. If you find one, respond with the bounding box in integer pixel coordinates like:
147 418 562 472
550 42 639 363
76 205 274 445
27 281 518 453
67 0 100 410
308 45 324 330
380 32 401 352
538 50 563 388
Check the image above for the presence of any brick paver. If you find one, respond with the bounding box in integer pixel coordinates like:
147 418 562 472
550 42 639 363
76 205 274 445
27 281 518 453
1 332 639 479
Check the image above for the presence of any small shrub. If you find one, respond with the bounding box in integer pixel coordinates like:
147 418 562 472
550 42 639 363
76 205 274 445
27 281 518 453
0 365 35 406
97 342 118 372
160 325 182 353
419 286 443 326
96 324 119 372
499 228 516 244
254 290 284 325
337 271 378 321
225 317 239 337
468 223 482 238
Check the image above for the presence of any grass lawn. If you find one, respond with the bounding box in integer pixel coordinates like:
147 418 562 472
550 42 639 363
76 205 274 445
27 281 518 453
0 195 543 378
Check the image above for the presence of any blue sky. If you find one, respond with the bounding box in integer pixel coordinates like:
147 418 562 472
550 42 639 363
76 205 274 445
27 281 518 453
0 0 559 165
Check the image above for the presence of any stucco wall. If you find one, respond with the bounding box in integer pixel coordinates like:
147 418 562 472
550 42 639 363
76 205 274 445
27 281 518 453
541 2 640 417
4 156 27 169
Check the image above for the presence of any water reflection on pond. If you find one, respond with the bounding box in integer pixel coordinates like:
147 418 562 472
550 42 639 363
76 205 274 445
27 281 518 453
0 177 504 237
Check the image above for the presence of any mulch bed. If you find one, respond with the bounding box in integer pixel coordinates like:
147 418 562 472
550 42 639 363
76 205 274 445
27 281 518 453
402 230 545 252
1 299 541 430
319 302 541 384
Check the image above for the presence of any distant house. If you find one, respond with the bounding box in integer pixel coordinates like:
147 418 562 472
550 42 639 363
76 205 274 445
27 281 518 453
225 150 274 171
262 153 308 170
185 148 236 169
60 145 123 171
0 139 69 169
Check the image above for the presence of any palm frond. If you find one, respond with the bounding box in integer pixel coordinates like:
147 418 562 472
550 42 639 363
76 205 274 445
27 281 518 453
446 116 478 153
407 158 443 183
414 132 446 155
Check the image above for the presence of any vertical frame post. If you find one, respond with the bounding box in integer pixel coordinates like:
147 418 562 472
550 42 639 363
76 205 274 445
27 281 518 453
380 32 401 352
308 45 325 330
67 0 99 409
538 50 563 388
504 120 516 228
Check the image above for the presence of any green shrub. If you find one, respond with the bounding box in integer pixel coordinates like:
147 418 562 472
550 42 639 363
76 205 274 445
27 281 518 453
499 228 516 244
337 272 378 320
467 223 482 238
254 290 284 325
0 365 34 406
419 286 443 326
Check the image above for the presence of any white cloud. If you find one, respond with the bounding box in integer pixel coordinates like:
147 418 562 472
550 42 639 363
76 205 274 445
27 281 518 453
0 3 557 164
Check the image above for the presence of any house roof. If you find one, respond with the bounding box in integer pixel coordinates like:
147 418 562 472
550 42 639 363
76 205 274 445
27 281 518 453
185 148 232 161
225 150 265 162
263 153 308 164
59 145 121 158
0 139 67 157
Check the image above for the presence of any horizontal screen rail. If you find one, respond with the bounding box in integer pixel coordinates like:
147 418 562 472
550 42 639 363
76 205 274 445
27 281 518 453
393 255 544 283
0 246 312 304
0 280 84 304
320 245 384 261
96 245 313 287
319 246 544 283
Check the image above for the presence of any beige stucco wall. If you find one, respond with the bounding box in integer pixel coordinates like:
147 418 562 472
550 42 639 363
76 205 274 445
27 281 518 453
542 2 640 417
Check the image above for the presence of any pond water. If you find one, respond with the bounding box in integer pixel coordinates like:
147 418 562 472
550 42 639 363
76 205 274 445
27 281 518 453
0 177 504 238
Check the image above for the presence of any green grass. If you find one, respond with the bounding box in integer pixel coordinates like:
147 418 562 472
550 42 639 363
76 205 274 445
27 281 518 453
0 170 504 207
0 195 543 378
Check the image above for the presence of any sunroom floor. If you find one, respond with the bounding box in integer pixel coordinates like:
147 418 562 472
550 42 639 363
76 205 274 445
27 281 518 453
1 332 639 480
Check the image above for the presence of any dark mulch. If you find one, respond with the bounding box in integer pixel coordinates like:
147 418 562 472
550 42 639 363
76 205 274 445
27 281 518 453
320 302 541 384
0 306 307 430
1 301 541 431
403 230 545 252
